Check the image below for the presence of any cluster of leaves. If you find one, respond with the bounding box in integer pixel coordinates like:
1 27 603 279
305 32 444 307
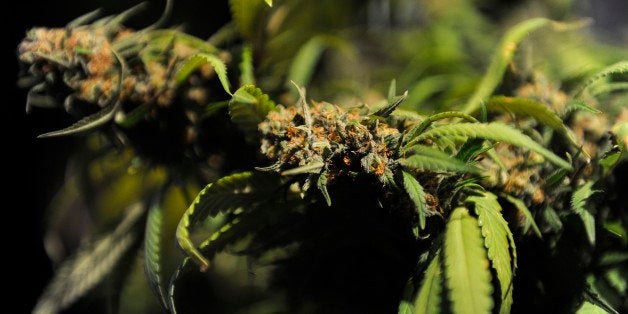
21 0 628 313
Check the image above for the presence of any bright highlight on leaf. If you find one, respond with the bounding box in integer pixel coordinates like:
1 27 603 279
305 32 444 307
444 207 494 314
176 53 231 95
413 252 443 314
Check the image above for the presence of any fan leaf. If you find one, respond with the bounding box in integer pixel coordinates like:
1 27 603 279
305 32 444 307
399 145 481 174
410 122 572 170
444 207 494 314
467 191 515 313
176 171 280 271
571 181 599 245
413 251 443 314
402 170 428 230
229 85 276 143
175 53 231 95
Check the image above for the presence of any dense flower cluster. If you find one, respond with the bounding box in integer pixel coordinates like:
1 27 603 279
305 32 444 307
259 102 400 183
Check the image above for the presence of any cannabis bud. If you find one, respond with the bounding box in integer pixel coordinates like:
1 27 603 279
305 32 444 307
259 101 401 195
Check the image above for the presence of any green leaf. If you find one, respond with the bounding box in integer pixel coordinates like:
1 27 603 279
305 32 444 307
486 96 579 149
176 53 231 95
33 204 145 314
280 161 325 176
410 122 573 170
403 111 478 146
504 195 542 238
372 91 408 118
229 85 276 143
38 100 121 138
176 171 279 271
399 145 481 174
462 18 589 114
402 170 427 230
564 100 602 115
576 301 613 314
264 0 272 7
467 192 514 313
287 35 355 90
230 0 266 40
573 60 628 98
571 181 599 245
413 252 443 314
444 207 494 314
317 171 332 206
144 190 168 310
239 44 255 85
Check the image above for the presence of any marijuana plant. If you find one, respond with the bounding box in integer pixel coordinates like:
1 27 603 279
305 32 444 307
19 0 627 313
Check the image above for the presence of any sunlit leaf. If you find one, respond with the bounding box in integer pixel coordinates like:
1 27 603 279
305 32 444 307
444 207 494 314
467 191 514 313
176 53 231 95
229 85 276 143
413 252 443 314
409 122 573 170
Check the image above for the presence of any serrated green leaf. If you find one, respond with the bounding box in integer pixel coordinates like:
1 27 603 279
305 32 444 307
403 111 479 146
239 44 255 85
176 171 279 271
564 100 602 115
33 204 145 314
571 181 599 245
462 18 591 113
444 207 494 314
176 53 231 95
38 100 121 138
229 85 276 143
487 96 579 149
504 195 542 238
144 190 168 310
399 145 481 174
467 192 514 313
413 252 443 314
402 170 427 230
410 122 573 170
573 60 628 98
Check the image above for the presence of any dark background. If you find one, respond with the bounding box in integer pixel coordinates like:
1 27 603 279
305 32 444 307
9 1 230 312
7 0 626 313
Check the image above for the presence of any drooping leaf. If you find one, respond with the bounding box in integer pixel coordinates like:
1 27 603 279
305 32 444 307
462 18 588 113
467 192 514 313
571 181 599 245
572 60 628 98
486 96 579 148
144 190 168 310
38 100 121 138
504 195 542 238
413 251 443 314
402 170 427 230
444 207 494 314
176 171 280 271
175 53 231 95
229 85 276 143
409 122 573 170
33 204 146 314
399 146 481 174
